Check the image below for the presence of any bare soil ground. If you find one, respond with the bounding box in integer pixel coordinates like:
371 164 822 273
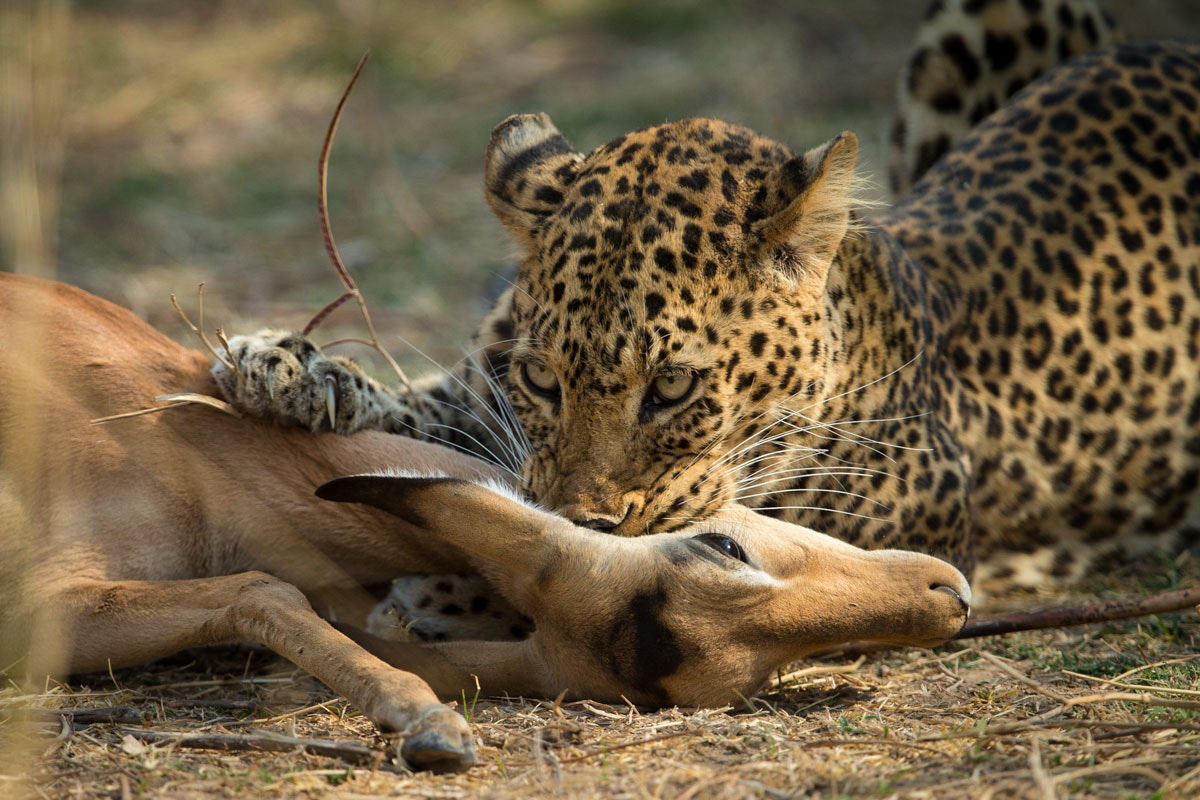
3 1 1200 798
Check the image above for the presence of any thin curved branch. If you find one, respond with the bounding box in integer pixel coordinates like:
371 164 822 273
302 51 409 387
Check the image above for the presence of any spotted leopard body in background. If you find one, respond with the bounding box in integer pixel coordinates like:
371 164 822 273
890 0 1121 196
883 41 1200 587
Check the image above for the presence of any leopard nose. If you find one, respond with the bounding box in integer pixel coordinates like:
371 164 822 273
575 502 633 531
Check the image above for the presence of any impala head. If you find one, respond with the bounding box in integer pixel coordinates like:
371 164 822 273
318 474 970 707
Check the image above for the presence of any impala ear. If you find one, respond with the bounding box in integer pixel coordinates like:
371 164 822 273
753 130 859 286
484 113 583 246
316 475 566 571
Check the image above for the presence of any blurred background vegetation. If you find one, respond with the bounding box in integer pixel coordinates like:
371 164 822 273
4 0 1199 375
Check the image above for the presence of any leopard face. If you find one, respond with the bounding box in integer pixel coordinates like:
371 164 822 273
483 115 897 537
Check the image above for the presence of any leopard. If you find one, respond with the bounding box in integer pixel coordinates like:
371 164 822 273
216 37 1200 607
889 0 1122 197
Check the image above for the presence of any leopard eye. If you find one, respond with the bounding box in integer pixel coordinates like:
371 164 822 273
522 362 560 398
651 373 694 405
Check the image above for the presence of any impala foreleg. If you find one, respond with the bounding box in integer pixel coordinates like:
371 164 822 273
335 625 553 701
46 572 475 771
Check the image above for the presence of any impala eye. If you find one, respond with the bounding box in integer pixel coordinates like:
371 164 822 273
650 373 694 405
694 533 749 564
522 362 560 398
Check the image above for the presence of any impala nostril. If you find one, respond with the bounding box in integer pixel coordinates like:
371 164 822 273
932 582 970 613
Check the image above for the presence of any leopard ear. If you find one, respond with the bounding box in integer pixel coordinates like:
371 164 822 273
753 130 859 285
484 113 584 246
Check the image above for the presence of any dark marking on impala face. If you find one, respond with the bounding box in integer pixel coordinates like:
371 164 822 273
606 587 685 703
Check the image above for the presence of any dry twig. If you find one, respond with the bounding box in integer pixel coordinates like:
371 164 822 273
90 393 237 425
6 707 143 725
793 737 944 754
1052 690 1200 713
302 51 409 388
771 656 865 687
956 587 1200 638
171 285 237 376
116 726 391 770
1062 668 1200 697
977 651 1069 705
90 286 242 424
918 719 1200 741
816 587 1199 657
557 728 698 763
224 701 337 729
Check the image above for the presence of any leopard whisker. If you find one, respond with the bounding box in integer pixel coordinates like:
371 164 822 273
731 466 883 489
458 362 530 464
680 357 923 499
798 429 895 462
704 419 824 474
720 455 873 482
709 444 827 486
809 448 911 477
685 355 924 490
387 415 520 479
425 422 525 476
451 337 534 367
777 407 927 448
736 486 890 509
676 410 755 475
418 361 528 468
466 356 533 458
393 333 531 465
421 396 526 471
491 272 547 315
739 464 901 491
677 376 827 475
798 420 933 455
721 471 884 501
818 411 931 427
457 359 532 464
769 412 913 458
728 446 832 474
797 351 924 414
747 505 887 523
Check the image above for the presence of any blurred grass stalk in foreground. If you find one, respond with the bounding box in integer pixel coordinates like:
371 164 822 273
1 0 67 279
1 3 70 794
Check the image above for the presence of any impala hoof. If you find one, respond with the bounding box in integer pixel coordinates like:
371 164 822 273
400 707 476 772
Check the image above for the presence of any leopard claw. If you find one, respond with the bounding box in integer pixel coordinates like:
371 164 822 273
266 365 276 401
325 375 337 431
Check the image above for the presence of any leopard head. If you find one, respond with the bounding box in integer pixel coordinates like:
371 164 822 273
484 113 862 534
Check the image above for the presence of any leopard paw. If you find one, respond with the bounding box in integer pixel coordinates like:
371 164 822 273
212 330 394 434
368 575 533 642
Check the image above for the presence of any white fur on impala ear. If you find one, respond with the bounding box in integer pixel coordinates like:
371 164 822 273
319 469 543 514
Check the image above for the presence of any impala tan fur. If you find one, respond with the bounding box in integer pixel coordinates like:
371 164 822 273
0 272 970 772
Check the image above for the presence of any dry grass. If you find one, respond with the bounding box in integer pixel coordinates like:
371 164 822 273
3 577 1197 799
4 1 1200 798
